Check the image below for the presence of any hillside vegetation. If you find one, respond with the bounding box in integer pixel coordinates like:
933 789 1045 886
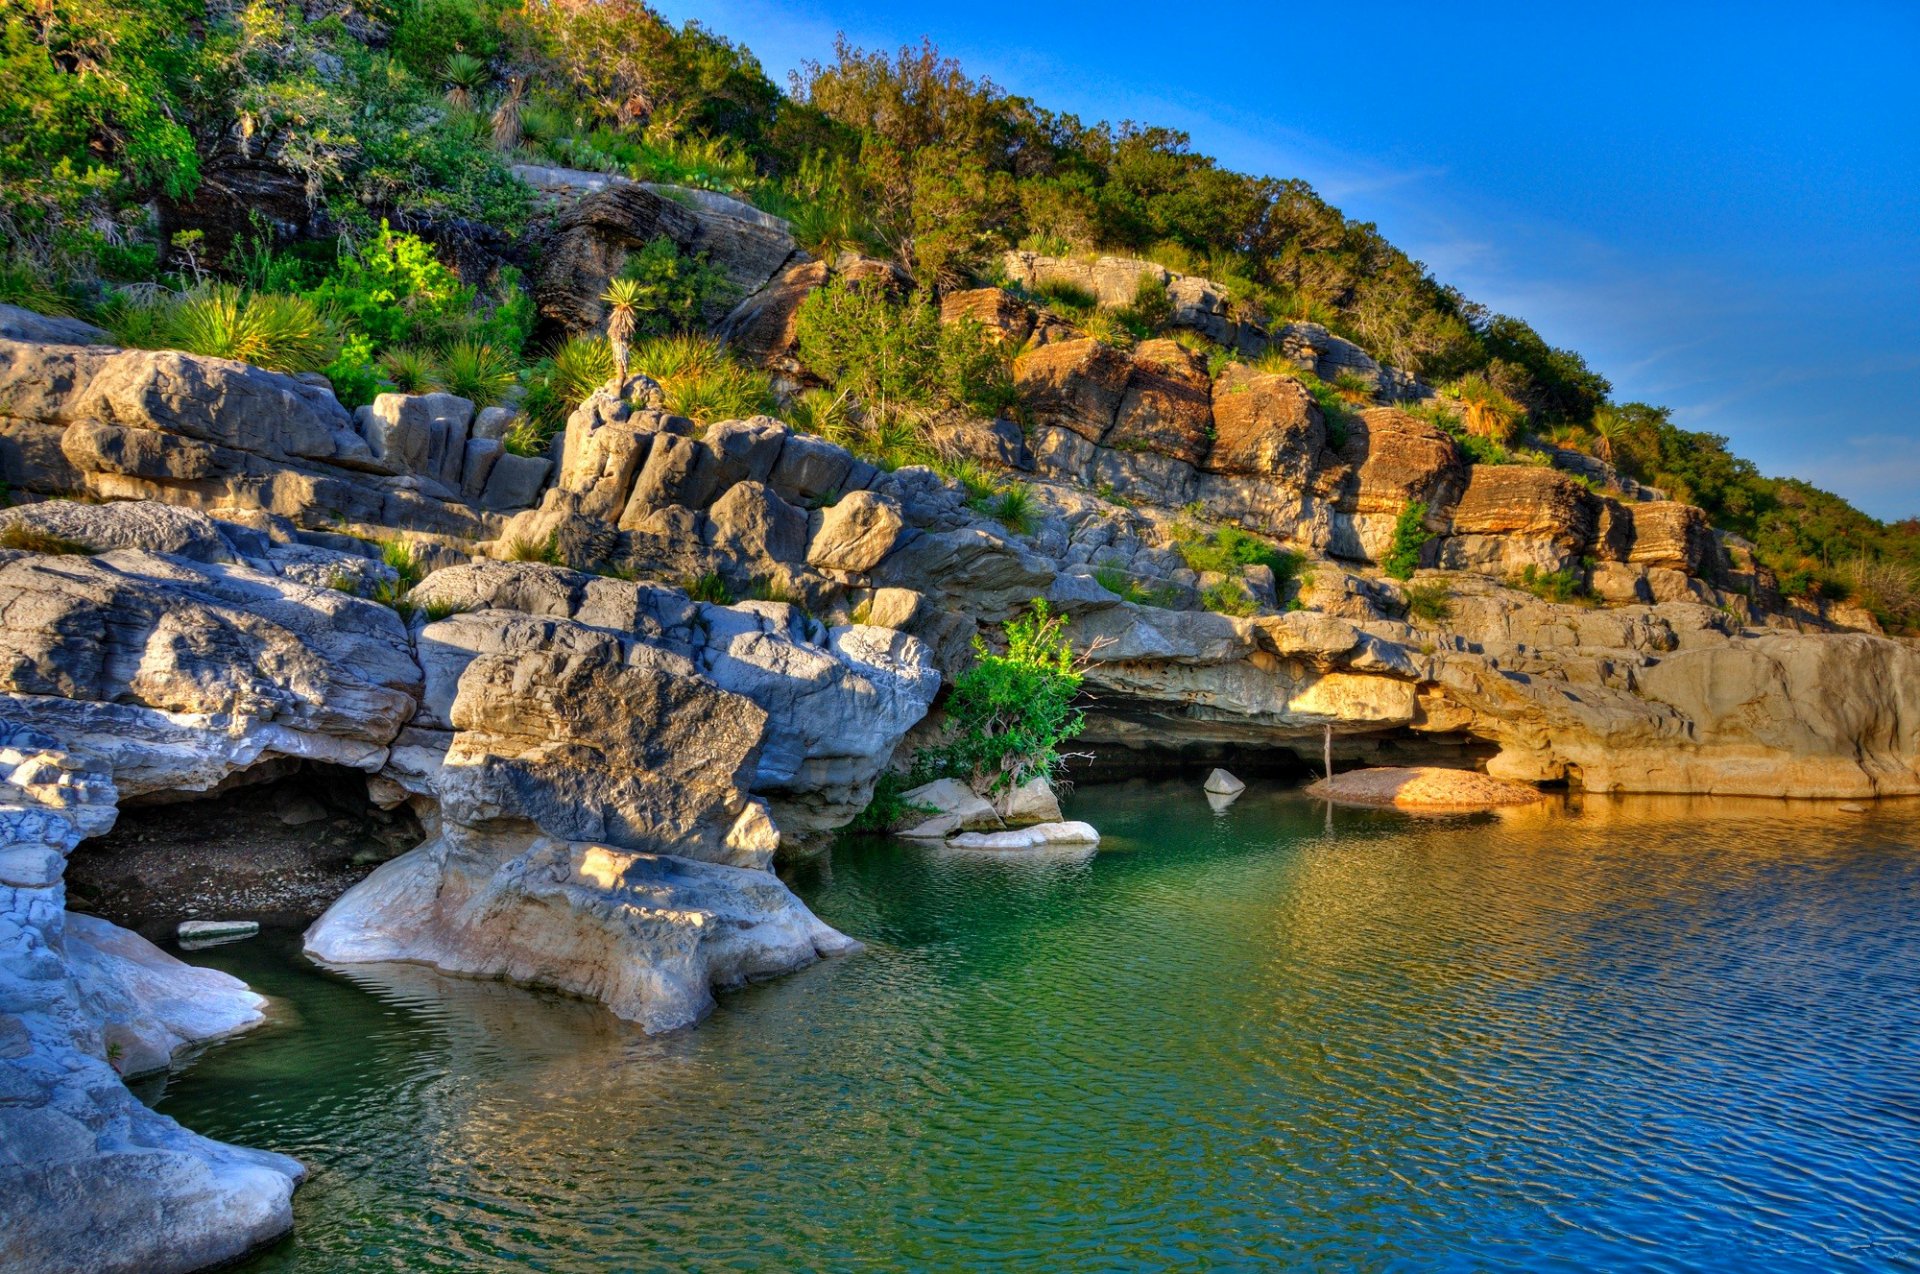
2 0 1915 623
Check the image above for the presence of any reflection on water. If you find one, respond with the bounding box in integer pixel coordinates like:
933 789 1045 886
156 785 1920 1271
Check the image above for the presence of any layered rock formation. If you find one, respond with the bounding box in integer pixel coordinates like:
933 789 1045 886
0 498 936 1263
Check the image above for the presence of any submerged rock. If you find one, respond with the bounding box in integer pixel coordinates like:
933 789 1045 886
946 821 1101 851
1306 766 1547 809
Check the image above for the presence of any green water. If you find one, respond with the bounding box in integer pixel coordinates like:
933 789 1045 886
154 781 1920 1271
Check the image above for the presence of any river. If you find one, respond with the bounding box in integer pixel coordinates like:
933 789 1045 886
150 781 1920 1271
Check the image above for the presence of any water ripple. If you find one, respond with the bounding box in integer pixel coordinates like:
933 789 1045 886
155 786 1920 1271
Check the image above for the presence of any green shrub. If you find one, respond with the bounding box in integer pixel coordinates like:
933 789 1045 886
0 262 76 316
921 599 1085 795
683 571 733 604
1444 371 1527 442
1172 520 1301 587
377 538 426 591
795 278 1015 423
1114 275 1172 340
986 484 1035 535
614 237 739 336
1384 501 1433 580
520 336 615 442
1093 566 1178 608
307 225 475 351
1403 580 1452 622
1029 277 1097 316
1201 579 1259 616
434 339 519 406
504 533 562 565
1510 564 1586 603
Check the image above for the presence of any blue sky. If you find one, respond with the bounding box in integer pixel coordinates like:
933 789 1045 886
663 1 1920 520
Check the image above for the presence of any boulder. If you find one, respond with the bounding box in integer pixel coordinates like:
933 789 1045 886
994 775 1064 824
0 500 234 563
946 820 1101 850
440 633 767 864
705 480 808 567
1621 500 1717 575
305 836 855 1033
1013 338 1132 443
1203 768 1246 796
0 547 418 797
715 258 828 367
460 436 503 500
1205 363 1324 480
897 777 999 831
940 287 1036 346
807 490 907 573
1105 340 1214 466
0 303 111 346
537 182 798 333
480 452 550 512
358 393 474 488
65 912 267 1077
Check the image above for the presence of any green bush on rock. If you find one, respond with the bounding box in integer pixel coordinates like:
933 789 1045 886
921 599 1086 796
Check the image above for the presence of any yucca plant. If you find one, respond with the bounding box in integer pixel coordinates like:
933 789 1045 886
379 346 437 394
435 340 519 406
443 53 490 110
601 277 643 383
163 286 338 373
1445 371 1526 442
491 76 525 152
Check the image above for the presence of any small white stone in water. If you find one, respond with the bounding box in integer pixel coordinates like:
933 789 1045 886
1203 768 1246 798
1838 802 1869 813
178 919 259 948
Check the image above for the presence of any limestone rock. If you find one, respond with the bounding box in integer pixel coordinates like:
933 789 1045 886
537 182 797 333
0 303 111 345
0 731 302 1274
897 777 999 832
1205 363 1324 480
306 836 855 1032
994 775 1064 824
1013 338 1132 442
715 258 828 366
65 912 267 1077
947 820 1101 850
939 287 1036 346
0 547 418 797
807 490 907 573
0 499 235 563
1106 339 1213 466
1203 768 1246 796
441 634 767 864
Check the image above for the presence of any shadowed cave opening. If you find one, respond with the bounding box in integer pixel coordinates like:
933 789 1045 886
1069 707 1502 784
65 760 425 942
